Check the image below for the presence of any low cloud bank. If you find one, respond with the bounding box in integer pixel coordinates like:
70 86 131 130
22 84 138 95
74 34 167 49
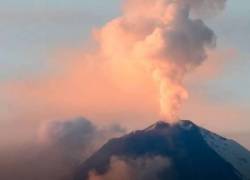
0 117 125 180
88 156 174 180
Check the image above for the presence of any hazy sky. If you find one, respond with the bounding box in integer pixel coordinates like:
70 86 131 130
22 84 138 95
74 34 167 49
1 0 249 100
0 0 122 80
0 0 250 148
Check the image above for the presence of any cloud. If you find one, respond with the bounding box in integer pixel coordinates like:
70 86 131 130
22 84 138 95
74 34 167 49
91 0 227 121
39 117 97 161
88 156 173 180
0 117 125 180
0 49 160 130
0 0 228 132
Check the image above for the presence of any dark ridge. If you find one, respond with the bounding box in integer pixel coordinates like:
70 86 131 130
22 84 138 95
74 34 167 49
75 120 242 180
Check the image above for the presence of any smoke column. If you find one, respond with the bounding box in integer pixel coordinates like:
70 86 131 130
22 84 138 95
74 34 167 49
95 0 225 121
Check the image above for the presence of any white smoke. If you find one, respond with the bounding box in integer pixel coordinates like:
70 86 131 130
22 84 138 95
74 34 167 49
96 0 226 121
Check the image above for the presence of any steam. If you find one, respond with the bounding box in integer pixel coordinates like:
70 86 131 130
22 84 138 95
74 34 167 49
96 0 225 121
88 156 173 180
0 0 227 130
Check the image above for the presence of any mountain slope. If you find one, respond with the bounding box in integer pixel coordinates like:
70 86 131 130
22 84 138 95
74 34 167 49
200 128 250 180
75 120 249 180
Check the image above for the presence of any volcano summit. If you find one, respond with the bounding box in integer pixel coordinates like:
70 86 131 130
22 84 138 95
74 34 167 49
75 120 250 180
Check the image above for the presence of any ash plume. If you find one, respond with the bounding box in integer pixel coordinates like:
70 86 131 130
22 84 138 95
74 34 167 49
96 0 226 121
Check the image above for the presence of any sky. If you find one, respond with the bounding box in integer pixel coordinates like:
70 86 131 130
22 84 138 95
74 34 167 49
0 0 250 149
0 0 122 80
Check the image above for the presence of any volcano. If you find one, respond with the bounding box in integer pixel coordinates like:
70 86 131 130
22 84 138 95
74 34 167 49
75 120 250 180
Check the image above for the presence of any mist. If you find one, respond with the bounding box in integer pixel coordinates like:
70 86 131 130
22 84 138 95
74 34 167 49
0 117 125 180
88 156 173 180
